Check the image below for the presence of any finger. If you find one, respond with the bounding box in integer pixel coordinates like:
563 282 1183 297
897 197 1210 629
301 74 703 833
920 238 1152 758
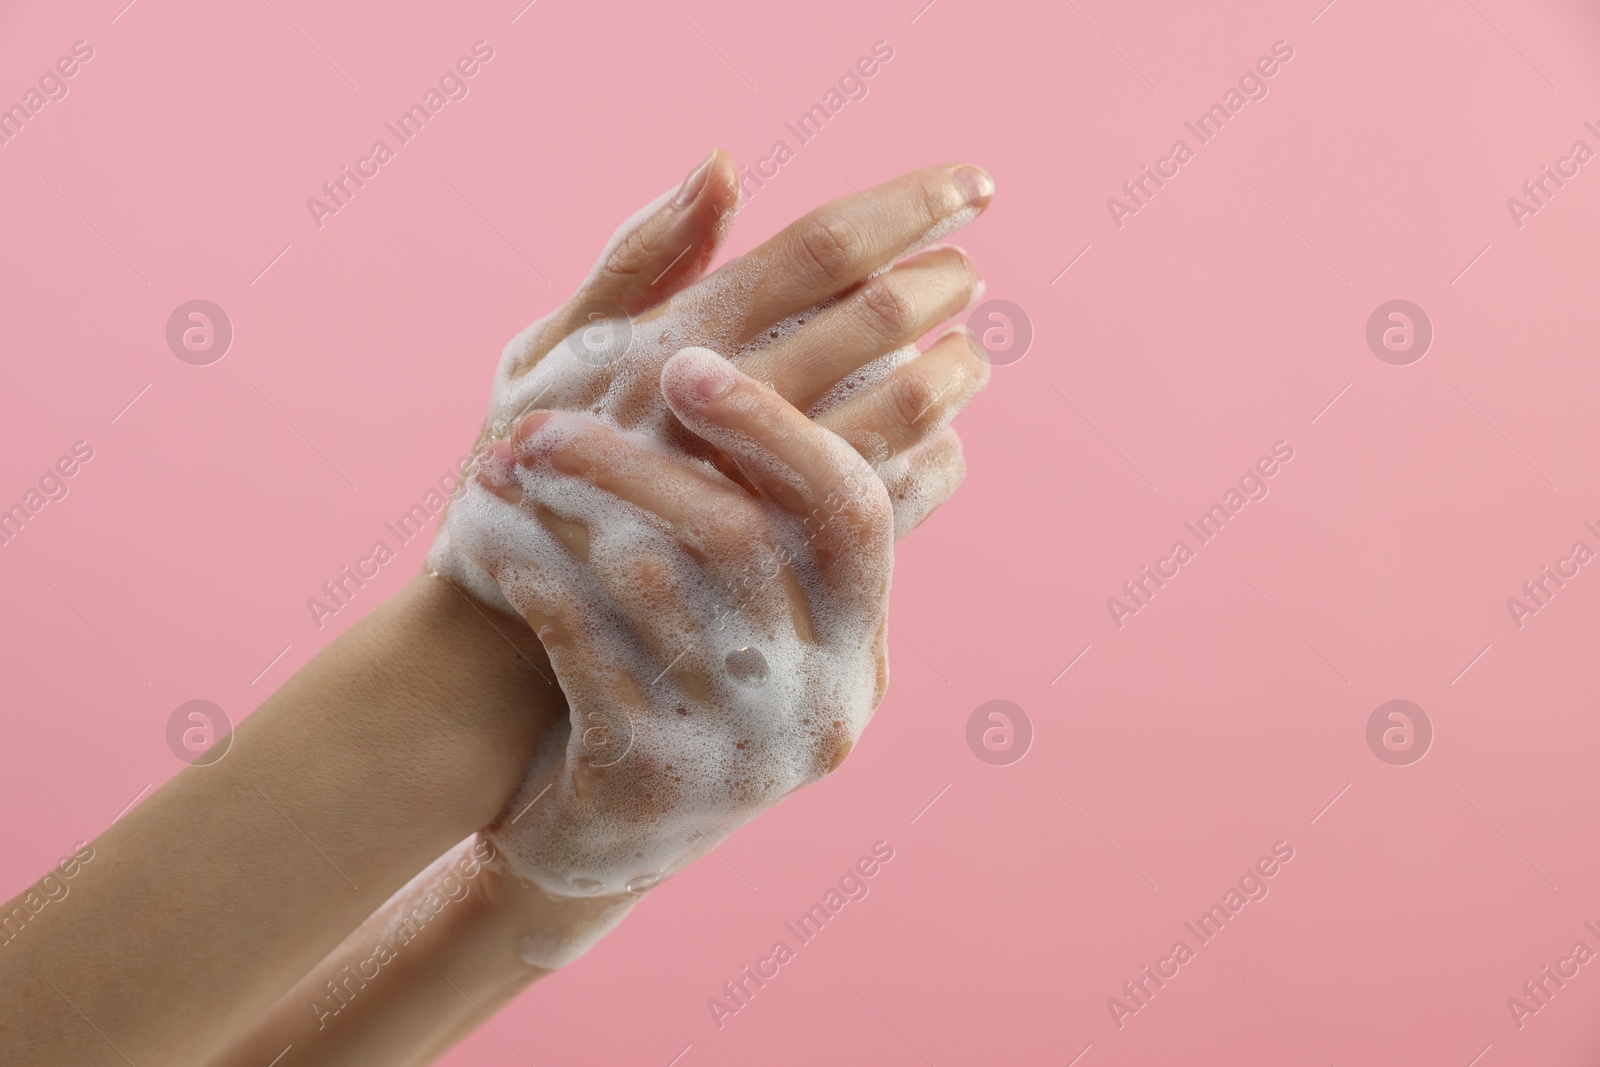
818 330 989 463
878 427 967 538
520 412 818 643
688 163 993 348
510 410 772 561
740 246 983 410
481 412 802 646
525 411 808 642
508 150 741 376
661 347 893 593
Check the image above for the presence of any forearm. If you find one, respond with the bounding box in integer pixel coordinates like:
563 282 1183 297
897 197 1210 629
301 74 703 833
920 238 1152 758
0 572 560 1066
207 836 637 1067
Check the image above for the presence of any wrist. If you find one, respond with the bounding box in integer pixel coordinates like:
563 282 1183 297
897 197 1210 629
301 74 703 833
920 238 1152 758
352 569 562 832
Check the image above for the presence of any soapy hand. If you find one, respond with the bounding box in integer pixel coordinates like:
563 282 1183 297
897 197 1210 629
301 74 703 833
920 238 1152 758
459 346 893 902
430 154 993 615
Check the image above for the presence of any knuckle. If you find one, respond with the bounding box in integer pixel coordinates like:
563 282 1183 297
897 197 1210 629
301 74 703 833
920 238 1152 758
888 370 940 430
837 480 894 544
598 225 658 280
791 215 863 287
857 277 915 342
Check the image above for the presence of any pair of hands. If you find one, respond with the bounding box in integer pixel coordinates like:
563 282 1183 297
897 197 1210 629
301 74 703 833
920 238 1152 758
214 153 995 1063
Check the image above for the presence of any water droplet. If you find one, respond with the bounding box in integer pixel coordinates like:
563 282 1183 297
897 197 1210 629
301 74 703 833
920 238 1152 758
627 873 663 893
724 646 769 686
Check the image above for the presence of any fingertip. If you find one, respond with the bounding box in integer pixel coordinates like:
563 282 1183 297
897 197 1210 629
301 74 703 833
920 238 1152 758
951 163 995 209
662 346 741 412
703 149 741 214
673 149 740 218
511 410 554 452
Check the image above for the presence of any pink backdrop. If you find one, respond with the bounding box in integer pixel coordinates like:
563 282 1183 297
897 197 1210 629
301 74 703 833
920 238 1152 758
5 0 1600 1062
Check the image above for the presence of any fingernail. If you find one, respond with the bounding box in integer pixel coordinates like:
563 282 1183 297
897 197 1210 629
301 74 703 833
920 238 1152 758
512 411 553 453
695 368 736 401
674 151 716 208
953 165 994 208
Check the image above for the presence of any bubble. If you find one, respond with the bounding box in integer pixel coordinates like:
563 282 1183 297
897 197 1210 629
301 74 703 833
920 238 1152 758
724 646 769 686
166 300 233 366
569 876 606 893
626 873 664 892
1365 299 1432 366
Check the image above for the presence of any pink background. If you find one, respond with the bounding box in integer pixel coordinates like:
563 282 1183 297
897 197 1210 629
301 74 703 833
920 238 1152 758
5 0 1600 1062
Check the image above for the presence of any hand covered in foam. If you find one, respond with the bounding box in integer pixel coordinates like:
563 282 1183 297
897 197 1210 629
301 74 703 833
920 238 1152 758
429 156 993 617
453 348 892 897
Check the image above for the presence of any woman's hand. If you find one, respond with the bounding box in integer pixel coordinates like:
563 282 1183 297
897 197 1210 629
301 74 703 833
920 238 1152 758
462 346 894 903
431 152 993 613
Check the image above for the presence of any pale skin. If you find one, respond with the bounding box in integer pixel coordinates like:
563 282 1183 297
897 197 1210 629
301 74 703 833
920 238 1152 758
0 154 993 1066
